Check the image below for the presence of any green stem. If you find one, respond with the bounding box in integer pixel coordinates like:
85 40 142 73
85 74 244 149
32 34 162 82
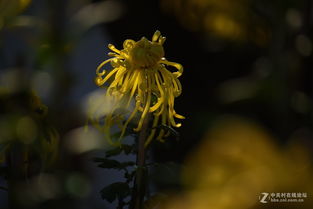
130 114 150 209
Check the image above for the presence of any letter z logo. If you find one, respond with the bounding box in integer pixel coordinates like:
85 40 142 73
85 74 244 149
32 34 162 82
259 192 269 203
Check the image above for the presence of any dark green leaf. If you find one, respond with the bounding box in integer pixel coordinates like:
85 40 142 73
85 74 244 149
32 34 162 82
96 158 121 169
121 144 133 155
105 147 122 157
120 161 135 167
100 182 130 203
124 170 136 182
93 158 135 170
105 144 134 157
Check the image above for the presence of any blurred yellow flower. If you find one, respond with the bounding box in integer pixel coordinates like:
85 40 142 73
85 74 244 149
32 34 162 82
161 0 270 45
0 0 32 28
94 31 184 146
0 92 59 168
162 116 313 209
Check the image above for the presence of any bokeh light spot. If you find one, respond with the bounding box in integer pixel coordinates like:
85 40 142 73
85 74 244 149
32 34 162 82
31 72 53 100
66 173 91 198
295 35 312 56
65 126 106 154
286 9 302 29
16 116 37 144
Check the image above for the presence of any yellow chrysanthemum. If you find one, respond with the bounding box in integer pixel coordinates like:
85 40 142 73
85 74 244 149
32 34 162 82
94 30 184 146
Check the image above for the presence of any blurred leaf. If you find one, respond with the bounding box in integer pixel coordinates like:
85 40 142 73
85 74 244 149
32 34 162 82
100 182 130 203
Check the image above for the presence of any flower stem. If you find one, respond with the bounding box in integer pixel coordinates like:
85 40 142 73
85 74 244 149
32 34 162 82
130 114 150 209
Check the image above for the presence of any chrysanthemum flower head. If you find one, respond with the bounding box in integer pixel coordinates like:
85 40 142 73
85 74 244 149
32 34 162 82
93 30 184 146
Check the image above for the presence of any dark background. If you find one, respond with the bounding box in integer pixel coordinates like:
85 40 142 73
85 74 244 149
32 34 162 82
0 0 312 208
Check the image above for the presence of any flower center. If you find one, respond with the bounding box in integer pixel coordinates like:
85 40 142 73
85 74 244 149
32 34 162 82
129 37 164 68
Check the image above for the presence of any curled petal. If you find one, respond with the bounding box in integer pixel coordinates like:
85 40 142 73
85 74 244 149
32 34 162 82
152 30 161 42
144 114 160 147
123 39 136 51
160 59 183 78
95 67 119 87
134 75 152 132
96 58 114 76
119 105 139 142
174 112 185 119
108 44 120 54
